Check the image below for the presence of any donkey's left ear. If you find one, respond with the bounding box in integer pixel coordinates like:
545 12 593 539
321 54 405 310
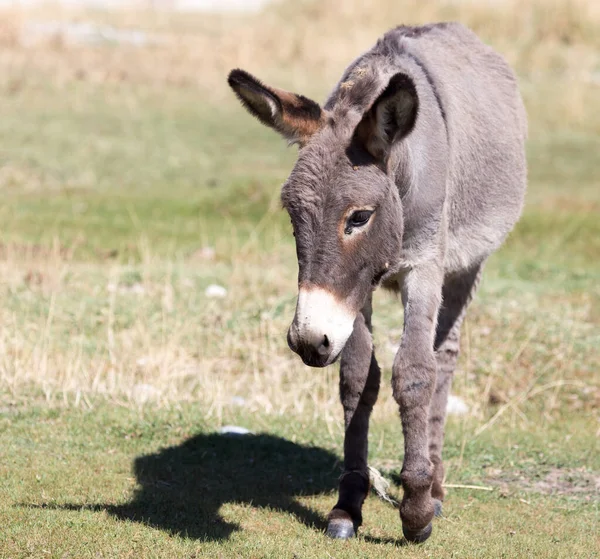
228 69 325 145
355 72 419 161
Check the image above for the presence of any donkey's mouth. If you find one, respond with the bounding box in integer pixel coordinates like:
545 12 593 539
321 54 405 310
298 349 342 368
288 328 343 368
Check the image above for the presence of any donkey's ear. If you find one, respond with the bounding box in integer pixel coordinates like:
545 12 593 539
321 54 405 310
355 72 419 161
228 69 325 145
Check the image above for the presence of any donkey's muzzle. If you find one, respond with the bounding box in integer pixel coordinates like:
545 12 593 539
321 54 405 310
287 286 356 368
287 324 336 368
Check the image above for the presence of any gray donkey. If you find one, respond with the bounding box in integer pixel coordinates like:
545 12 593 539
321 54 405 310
228 22 527 543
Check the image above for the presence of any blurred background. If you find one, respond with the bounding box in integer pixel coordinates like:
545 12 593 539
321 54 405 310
0 1 598 556
0 0 598 419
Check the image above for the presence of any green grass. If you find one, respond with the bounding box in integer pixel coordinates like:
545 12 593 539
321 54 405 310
0 2 599 556
0 84 293 258
1 405 598 558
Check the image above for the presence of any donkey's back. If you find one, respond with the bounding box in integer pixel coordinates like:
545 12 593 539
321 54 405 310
329 22 528 272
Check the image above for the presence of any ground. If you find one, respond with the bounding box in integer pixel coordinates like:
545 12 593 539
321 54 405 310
0 1 598 557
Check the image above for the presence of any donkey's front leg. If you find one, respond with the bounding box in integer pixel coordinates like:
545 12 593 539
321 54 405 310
392 264 443 543
327 296 381 539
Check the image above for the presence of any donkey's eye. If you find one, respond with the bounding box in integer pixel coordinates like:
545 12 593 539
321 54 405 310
348 210 374 228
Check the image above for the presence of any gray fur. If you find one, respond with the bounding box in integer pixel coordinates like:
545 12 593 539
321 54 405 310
228 22 527 543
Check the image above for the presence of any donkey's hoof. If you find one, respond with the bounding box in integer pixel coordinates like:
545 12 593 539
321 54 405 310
326 509 356 539
402 521 433 544
433 499 443 517
326 519 355 539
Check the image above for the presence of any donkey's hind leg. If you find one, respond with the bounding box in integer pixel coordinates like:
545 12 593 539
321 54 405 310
326 296 381 539
428 264 484 514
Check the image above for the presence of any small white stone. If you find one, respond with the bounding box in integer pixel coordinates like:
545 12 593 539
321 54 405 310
446 395 469 416
219 425 252 435
205 284 227 298
230 396 246 407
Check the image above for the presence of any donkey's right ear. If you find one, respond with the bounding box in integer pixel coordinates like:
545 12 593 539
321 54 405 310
228 69 325 145
354 72 419 162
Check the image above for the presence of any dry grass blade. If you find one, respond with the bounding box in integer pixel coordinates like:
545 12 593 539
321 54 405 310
443 484 494 492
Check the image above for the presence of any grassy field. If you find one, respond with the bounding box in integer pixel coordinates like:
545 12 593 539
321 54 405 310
0 0 599 557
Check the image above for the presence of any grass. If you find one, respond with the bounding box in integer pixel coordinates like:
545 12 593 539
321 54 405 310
1 405 598 558
0 0 598 556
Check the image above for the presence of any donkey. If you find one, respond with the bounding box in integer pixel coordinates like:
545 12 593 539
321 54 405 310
228 22 527 543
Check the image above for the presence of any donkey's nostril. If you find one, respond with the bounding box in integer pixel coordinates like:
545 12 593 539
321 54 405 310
316 334 331 357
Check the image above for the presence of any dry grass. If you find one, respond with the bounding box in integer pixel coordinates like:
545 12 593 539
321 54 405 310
0 0 597 153
0 237 336 415
0 0 599 95
0 233 597 430
0 0 596 149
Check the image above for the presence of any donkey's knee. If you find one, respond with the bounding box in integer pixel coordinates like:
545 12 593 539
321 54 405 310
360 353 381 408
435 337 460 373
339 323 380 429
391 349 437 410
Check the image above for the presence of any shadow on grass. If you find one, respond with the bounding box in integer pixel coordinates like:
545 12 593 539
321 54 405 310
25 432 341 541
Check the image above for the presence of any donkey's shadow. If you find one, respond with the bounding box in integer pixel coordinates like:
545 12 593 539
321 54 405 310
53 432 340 541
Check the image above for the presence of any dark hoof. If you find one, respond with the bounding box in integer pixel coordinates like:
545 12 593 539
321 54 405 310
326 509 356 540
433 499 443 517
326 518 355 539
402 522 433 544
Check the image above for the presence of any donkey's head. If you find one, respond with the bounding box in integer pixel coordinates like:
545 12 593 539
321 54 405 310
228 68 418 367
